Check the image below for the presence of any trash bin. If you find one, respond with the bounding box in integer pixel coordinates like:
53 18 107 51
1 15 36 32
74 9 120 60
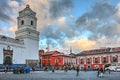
25 66 30 73
13 68 19 74
13 69 15 74
20 67 24 74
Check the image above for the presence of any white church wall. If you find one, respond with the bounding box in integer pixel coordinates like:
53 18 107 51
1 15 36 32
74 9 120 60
24 38 39 60
12 45 25 64
0 42 6 64
0 40 25 64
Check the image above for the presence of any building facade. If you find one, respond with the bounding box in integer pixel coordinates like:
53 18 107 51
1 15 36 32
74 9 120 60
39 50 44 66
42 51 60 66
0 5 39 65
76 47 120 70
41 51 76 67
53 53 76 67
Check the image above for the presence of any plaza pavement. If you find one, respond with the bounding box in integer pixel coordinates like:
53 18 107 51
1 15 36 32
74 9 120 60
0 70 120 80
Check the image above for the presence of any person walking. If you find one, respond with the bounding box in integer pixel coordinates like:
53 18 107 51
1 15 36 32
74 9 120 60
108 69 111 74
97 68 100 77
99 68 104 78
52 66 55 72
64 66 68 72
32 67 35 71
4 66 8 73
76 66 80 76
44 66 47 71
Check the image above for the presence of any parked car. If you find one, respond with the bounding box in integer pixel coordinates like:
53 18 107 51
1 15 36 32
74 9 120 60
105 66 116 71
0 69 4 72
115 67 120 72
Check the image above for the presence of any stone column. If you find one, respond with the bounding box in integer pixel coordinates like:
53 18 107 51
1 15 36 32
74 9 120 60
108 55 110 63
100 56 102 64
63 57 64 65
91 57 93 64
84 57 87 64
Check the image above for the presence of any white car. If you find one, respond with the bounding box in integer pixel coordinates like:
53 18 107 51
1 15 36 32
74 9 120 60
115 67 120 72
105 66 116 71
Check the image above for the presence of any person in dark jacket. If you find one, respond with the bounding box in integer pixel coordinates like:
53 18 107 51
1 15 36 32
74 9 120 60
76 66 80 76
97 68 100 77
52 66 55 72
99 68 104 78
4 66 8 73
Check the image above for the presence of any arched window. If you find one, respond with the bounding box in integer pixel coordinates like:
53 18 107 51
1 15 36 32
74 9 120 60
81 59 83 64
21 20 24 25
103 57 106 63
95 58 98 63
113 56 117 62
31 21 33 25
87 58 90 64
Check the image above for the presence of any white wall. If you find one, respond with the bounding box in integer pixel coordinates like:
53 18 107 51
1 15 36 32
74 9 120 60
24 38 39 60
0 40 25 64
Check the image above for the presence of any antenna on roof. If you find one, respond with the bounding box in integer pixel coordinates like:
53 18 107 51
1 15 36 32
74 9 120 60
46 37 50 52
70 46 72 54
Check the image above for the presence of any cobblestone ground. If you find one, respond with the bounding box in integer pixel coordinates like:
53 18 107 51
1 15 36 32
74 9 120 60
0 70 120 80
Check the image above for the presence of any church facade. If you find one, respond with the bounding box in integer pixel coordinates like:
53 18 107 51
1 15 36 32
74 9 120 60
0 5 39 66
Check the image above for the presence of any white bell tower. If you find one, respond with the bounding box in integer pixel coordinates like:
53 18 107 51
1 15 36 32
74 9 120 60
15 4 39 40
15 5 39 61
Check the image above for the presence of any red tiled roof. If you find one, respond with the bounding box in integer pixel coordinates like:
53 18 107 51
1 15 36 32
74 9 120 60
110 47 120 52
77 47 120 56
77 48 111 56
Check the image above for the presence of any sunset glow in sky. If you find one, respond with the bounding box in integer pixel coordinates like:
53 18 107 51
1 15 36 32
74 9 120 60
1 0 120 53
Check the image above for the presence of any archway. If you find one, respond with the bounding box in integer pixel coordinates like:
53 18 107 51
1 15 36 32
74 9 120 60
3 46 13 65
4 56 11 65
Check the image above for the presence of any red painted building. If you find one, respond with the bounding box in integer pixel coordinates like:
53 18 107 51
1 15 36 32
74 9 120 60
76 47 120 70
41 51 76 67
42 51 59 66
53 53 76 67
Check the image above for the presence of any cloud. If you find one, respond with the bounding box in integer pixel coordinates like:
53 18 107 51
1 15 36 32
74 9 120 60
75 1 119 42
64 38 96 52
0 26 15 37
23 0 73 30
64 35 120 52
72 0 120 52
0 27 9 34
2 0 120 53
76 1 116 26
9 0 19 7
49 0 73 19
115 3 120 17
0 0 74 52
58 17 66 24
0 0 21 37
0 0 12 22
21 0 74 48
10 26 17 34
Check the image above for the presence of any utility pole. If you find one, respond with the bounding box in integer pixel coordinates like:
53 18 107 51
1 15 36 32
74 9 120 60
46 38 50 52
70 46 72 54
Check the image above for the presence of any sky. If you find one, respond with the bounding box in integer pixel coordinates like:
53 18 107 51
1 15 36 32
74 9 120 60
1 0 120 54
